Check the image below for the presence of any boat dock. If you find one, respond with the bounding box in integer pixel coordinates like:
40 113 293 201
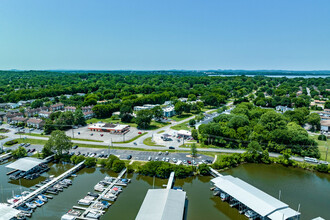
210 170 300 220
69 168 128 220
11 161 85 208
0 152 12 162
135 172 187 220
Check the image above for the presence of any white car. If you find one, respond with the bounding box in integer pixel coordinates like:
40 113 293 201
148 156 152 161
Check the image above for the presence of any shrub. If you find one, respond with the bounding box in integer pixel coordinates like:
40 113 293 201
318 134 327 141
314 164 329 173
112 160 126 173
5 140 18 146
198 164 210 175
84 157 97 167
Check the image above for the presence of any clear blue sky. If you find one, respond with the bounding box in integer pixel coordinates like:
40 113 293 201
0 0 330 70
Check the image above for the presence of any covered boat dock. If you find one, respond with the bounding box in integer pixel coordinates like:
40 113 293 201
211 175 300 220
0 203 21 220
135 172 187 220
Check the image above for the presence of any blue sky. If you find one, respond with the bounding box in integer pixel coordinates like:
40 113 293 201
0 0 330 70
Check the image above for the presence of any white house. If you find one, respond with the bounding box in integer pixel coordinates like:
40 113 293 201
321 120 330 132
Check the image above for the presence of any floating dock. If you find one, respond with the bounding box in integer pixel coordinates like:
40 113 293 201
11 161 84 208
0 152 12 162
67 168 128 220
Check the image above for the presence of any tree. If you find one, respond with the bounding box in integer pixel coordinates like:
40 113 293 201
188 94 197 101
306 113 321 131
324 100 330 109
135 109 153 129
112 160 126 172
105 155 120 169
44 119 55 135
12 146 27 159
44 130 72 156
84 157 97 167
189 119 196 126
152 106 164 121
42 144 53 158
191 129 198 140
31 99 43 109
198 164 210 175
74 109 86 126
191 143 197 157
174 101 185 115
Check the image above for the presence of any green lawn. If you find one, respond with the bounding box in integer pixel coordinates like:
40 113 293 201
157 130 165 134
0 135 7 140
114 132 147 143
310 134 330 162
170 122 190 131
147 121 171 130
21 133 103 142
169 113 193 122
143 137 164 147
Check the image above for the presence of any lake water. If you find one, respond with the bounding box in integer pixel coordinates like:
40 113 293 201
0 161 329 220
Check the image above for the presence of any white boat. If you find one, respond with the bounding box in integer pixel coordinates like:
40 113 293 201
220 192 229 201
25 202 37 209
61 214 76 220
94 183 105 192
78 199 92 206
38 195 48 202
34 199 44 207
245 210 257 219
86 211 101 219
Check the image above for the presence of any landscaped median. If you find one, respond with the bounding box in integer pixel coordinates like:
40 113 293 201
143 137 164 147
113 132 147 144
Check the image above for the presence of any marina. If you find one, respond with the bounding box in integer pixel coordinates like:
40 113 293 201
0 161 329 219
62 168 130 220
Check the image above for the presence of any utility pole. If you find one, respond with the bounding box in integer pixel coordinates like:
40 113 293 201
72 126 74 139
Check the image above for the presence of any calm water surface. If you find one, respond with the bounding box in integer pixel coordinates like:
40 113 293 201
0 161 329 220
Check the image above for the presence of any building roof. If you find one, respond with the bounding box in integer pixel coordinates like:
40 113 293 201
88 123 129 131
321 120 330 126
177 130 191 136
65 106 76 110
0 203 20 220
6 157 45 172
11 117 27 122
211 176 299 219
135 189 186 220
39 111 52 115
83 111 94 115
27 118 44 124
50 103 64 108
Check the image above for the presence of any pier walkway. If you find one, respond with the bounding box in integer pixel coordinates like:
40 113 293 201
11 161 85 208
75 168 127 220
0 152 12 162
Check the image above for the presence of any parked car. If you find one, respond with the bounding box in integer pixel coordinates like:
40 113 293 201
169 146 175 149
78 132 80 135
187 160 191 164
158 151 162 155
73 145 78 149
155 157 159 161
134 142 137 145
138 132 142 134
148 156 152 161
31 149 36 153
126 155 132 160
100 134 103 137
165 151 169 155
172 158 177 163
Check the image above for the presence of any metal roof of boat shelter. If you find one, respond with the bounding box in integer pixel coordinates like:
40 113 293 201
135 189 186 220
0 203 20 220
211 176 300 220
6 157 45 172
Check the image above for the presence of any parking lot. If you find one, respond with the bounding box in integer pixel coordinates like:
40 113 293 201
71 148 214 165
65 125 140 142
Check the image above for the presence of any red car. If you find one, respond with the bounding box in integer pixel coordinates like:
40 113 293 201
187 160 191 164
100 134 104 137
138 132 142 134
